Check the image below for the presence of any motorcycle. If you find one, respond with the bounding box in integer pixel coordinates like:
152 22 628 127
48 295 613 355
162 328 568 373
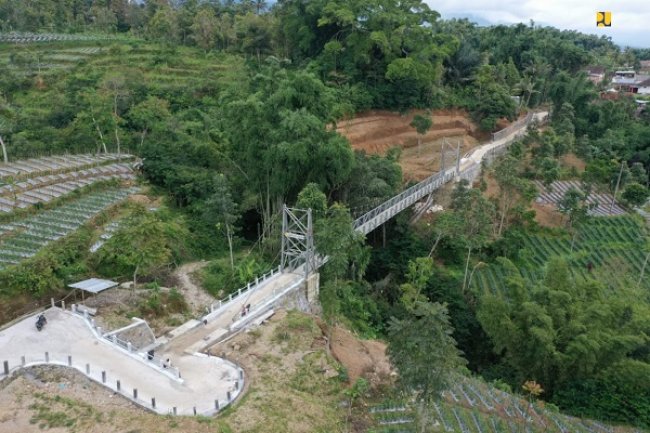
35 314 47 331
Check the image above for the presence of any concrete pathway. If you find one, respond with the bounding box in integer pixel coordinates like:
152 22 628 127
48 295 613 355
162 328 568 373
0 308 242 415
160 271 304 355
0 269 305 417
0 112 548 418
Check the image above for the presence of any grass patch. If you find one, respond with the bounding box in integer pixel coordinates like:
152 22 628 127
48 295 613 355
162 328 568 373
28 391 100 431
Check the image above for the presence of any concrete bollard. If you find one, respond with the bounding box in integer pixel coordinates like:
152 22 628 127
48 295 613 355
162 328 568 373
86 363 90 374
102 371 106 383
151 398 156 409
61 301 65 310
3 360 8 375
68 356 72 367
45 352 49 363
173 407 177 416
97 326 102 335
127 342 132 352
91 318 95 327
21 356 25 366
215 400 220 410
133 389 138 399
51 298 55 308
71 304 76 312
117 380 121 391
227 391 232 401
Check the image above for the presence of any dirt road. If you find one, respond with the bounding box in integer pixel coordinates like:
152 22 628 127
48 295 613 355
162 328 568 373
173 261 214 315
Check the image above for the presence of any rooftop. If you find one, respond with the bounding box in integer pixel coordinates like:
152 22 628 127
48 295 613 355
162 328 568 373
68 278 118 294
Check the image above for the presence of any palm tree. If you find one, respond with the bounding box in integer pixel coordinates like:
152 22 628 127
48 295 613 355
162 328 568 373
254 0 267 14
517 76 538 109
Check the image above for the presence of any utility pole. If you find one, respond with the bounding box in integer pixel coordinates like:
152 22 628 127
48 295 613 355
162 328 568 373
455 139 461 176
610 161 625 213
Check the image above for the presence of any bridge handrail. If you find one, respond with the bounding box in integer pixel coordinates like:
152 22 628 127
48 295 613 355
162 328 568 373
491 111 534 142
206 265 283 318
353 111 541 232
353 168 449 230
68 306 183 380
196 110 543 325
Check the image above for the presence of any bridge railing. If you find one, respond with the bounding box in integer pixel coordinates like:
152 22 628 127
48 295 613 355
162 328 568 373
352 111 545 234
491 111 534 142
205 265 283 319
353 168 455 233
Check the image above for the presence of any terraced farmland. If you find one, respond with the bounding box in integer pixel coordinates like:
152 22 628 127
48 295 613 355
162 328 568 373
0 40 109 75
535 181 625 216
471 216 648 294
369 377 641 433
0 187 137 269
0 32 115 43
0 35 245 95
0 153 135 212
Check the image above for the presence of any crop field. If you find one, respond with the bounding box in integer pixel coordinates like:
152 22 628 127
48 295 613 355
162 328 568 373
535 181 625 216
0 187 137 269
0 32 115 43
0 154 135 212
369 377 641 433
0 36 245 93
0 40 108 75
471 216 648 294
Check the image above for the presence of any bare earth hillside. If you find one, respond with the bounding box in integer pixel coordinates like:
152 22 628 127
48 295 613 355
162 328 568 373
336 109 482 181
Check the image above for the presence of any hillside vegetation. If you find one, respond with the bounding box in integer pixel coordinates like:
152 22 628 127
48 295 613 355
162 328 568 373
1 0 650 431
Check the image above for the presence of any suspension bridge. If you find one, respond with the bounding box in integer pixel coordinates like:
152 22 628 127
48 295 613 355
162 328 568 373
0 111 546 416
164 110 548 353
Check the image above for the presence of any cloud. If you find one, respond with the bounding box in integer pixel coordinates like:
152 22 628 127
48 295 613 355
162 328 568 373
426 0 650 47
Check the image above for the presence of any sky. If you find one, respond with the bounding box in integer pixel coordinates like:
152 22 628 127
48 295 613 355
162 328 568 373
424 0 650 48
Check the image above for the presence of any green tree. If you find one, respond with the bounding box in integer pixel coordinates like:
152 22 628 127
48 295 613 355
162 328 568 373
478 257 648 396
622 182 649 207
296 182 328 215
558 187 590 229
492 155 536 236
388 300 465 431
427 211 463 257
97 207 176 290
234 13 272 64
221 64 354 241
147 7 179 44
410 113 432 156
451 180 495 292
190 8 218 51
203 175 239 269
127 96 171 148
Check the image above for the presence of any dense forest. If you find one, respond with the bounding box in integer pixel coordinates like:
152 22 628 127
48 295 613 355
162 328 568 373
1 0 650 431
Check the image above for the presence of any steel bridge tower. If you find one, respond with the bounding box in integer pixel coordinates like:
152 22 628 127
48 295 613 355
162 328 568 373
281 205 316 280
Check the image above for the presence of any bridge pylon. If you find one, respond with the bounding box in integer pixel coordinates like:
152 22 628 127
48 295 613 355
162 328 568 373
281 205 316 281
